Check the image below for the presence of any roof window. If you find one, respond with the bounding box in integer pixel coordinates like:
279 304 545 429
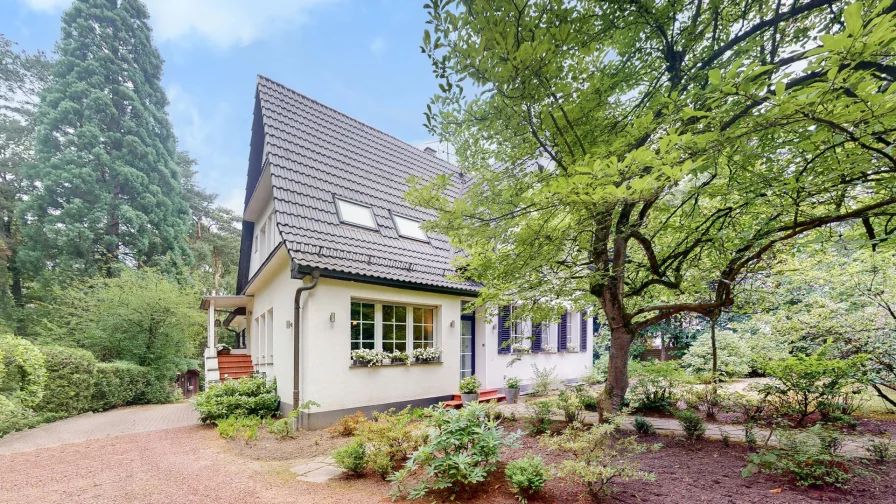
335 198 376 229
392 214 428 241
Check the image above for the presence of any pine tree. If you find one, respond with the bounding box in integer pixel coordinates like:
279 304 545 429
21 0 189 278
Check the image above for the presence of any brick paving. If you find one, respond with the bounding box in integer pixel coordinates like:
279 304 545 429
0 401 199 455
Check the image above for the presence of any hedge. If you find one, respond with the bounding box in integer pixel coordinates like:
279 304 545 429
36 346 97 416
91 361 153 411
194 376 280 423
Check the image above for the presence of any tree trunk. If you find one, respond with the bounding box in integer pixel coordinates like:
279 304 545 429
710 317 718 378
660 333 667 362
604 324 636 409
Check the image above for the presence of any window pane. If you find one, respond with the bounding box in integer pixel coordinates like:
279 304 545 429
383 341 395 353
361 303 374 321
423 308 433 325
362 340 374 350
395 306 407 321
351 302 360 321
336 199 376 228
393 215 428 240
351 323 360 340
362 323 374 341
395 324 406 340
351 341 361 351
395 340 406 352
424 326 433 344
383 305 394 322
383 324 394 341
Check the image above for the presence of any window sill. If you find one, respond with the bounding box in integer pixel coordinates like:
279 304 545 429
349 359 442 368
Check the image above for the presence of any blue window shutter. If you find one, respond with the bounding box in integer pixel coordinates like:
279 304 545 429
580 312 588 350
498 306 511 354
532 322 542 353
558 311 568 351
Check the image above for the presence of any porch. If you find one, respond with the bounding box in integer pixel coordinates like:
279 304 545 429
200 295 253 387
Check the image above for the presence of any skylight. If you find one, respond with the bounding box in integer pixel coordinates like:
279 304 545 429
335 198 376 229
393 214 428 241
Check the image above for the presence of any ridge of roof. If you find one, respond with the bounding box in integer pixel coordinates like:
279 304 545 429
256 74 459 174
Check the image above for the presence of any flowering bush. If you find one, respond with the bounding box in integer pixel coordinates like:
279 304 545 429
459 375 482 394
412 347 441 362
351 349 387 366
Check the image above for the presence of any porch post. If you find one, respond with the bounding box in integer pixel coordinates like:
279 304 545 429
207 299 216 356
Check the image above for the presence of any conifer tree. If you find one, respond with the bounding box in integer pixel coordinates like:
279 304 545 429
21 0 189 278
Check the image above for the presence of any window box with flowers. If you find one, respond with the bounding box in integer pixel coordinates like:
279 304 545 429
412 347 442 364
351 349 387 367
541 345 557 354
511 343 531 354
566 345 579 353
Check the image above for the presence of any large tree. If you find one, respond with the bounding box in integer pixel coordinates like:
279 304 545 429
0 35 52 330
20 0 190 279
413 0 896 406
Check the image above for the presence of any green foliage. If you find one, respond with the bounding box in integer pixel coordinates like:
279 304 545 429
357 407 427 479
505 376 521 389
266 400 319 440
0 333 46 408
556 386 589 423
505 455 548 503
527 399 555 435
542 417 655 500
628 361 686 413
530 364 557 396
90 361 153 411
332 438 368 476
193 376 280 423
391 402 521 500
633 416 656 435
459 374 481 394
36 345 96 416
864 435 893 463
0 396 61 438
35 269 204 387
675 410 706 442
21 0 190 278
683 383 729 420
216 415 262 442
758 353 868 425
743 426 853 488
681 330 751 378
415 0 896 409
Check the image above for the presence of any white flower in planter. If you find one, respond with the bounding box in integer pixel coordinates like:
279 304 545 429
350 348 387 367
542 345 557 353
511 343 531 354
412 347 442 362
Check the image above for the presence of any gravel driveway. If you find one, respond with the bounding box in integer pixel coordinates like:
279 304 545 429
0 425 383 504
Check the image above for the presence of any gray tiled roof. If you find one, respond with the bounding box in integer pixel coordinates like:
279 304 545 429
256 75 478 293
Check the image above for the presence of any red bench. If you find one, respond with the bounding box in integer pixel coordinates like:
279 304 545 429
442 388 507 409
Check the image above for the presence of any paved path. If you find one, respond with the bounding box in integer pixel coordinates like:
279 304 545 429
498 402 884 457
0 401 199 455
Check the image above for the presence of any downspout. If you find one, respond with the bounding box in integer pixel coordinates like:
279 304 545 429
293 268 320 417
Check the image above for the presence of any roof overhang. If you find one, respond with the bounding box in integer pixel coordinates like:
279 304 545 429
200 295 253 311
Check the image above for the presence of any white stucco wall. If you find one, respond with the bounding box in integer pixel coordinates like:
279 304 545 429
300 278 467 413
475 308 593 390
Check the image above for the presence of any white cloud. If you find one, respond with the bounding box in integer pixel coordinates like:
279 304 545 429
370 36 386 58
20 0 338 48
220 188 246 215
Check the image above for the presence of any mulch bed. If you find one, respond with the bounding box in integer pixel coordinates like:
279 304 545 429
219 424 348 461
333 418 896 503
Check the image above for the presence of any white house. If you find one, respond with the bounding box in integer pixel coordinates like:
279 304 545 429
201 76 593 429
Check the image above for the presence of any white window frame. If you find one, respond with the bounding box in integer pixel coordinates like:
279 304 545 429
509 305 529 352
381 304 409 353
349 299 438 359
350 301 376 351
335 198 377 230
266 307 274 364
391 213 429 241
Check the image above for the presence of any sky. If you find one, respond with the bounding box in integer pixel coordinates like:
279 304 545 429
1 0 447 213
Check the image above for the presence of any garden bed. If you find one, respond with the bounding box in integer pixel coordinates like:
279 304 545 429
216 423 347 461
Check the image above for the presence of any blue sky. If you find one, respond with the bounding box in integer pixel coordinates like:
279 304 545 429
1 0 444 212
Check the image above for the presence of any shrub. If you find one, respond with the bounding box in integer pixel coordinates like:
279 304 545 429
580 393 598 412
91 361 152 411
633 416 655 435
681 330 751 378
723 390 768 424
193 376 280 423
332 438 368 475
330 411 368 437
505 455 548 503
216 415 262 442
391 402 521 500
542 416 655 500
0 333 47 409
0 396 61 438
628 362 685 413
505 376 521 389
459 375 481 394
530 364 557 395
267 400 319 439
527 399 554 435
357 407 427 479
556 389 585 424
743 425 853 487
676 410 706 441
865 436 893 463
683 383 728 420
757 354 868 426
36 345 97 415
